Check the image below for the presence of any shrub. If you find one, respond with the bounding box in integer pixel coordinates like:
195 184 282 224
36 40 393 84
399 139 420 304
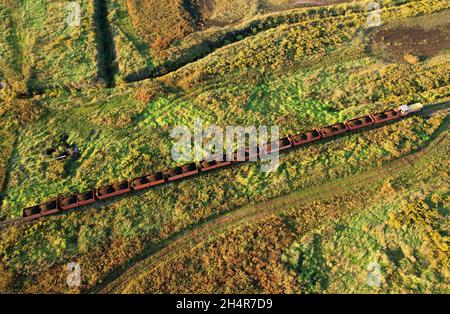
134 81 163 103
126 0 196 58
47 160 67 180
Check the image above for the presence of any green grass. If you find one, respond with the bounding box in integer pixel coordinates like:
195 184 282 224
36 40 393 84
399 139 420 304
0 2 24 93
284 143 449 293
2 44 447 218
0 107 446 292
0 0 448 293
0 0 101 93
103 133 449 293
106 0 412 80
108 0 154 82
160 0 449 88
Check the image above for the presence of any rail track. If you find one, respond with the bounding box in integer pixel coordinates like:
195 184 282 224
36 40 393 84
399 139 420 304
96 118 449 294
0 101 448 232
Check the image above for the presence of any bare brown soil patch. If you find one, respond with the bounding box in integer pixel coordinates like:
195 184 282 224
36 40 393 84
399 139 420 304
372 22 450 63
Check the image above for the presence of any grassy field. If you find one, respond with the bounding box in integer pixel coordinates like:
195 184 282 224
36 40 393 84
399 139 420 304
108 0 373 80
113 132 448 293
108 0 447 82
160 0 449 87
0 0 101 94
107 0 155 82
0 0 448 293
0 1 25 94
2 41 448 218
126 0 196 45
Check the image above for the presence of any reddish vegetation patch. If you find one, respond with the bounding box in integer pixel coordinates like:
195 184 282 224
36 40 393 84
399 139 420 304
372 23 450 62
126 0 196 54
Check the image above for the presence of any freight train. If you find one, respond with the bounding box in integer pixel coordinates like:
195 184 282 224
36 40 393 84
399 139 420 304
20 104 423 221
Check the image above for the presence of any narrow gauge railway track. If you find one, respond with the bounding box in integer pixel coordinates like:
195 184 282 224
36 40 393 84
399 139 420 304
0 103 440 231
97 130 449 294
96 102 450 293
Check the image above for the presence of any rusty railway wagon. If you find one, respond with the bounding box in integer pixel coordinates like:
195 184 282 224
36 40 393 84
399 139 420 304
20 104 423 221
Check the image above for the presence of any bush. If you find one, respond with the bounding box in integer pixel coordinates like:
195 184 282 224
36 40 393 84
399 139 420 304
47 160 67 180
134 81 163 103
126 0 196 58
